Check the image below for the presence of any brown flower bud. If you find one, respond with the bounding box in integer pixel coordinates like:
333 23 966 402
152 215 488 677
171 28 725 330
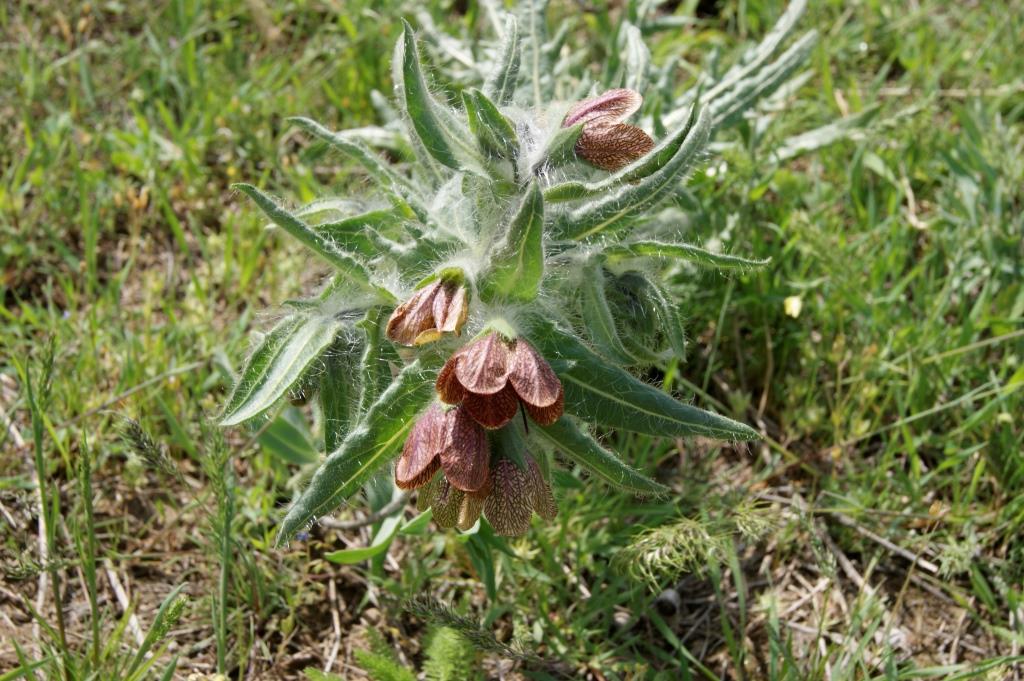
386 277 468 346
562 88 654 171
436 331 564 429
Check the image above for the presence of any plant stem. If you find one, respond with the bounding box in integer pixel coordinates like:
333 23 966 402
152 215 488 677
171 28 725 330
19 359 69 679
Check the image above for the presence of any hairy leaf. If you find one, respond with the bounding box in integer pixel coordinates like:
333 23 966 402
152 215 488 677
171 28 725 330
396 21 460 169
483 16 521 105
530 321 758 440
463 88 518 162
234 183 392 301
288 117 428 222
480 182 544 302
356 307 396 418
396 21 487 175
535 418 668 495
580 260 646 365
320 345 357 453
277 361 436 545
221 314 342 427
603 240 771 270
533 122 583 172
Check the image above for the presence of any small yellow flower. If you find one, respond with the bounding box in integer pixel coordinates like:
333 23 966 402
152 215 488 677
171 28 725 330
783 295 803 319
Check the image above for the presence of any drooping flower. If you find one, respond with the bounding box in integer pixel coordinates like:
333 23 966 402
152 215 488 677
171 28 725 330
386 276 469 346
394 404 489 492
562 88 655 171
418 452 556 536
416 471 491 532
435 331 564 429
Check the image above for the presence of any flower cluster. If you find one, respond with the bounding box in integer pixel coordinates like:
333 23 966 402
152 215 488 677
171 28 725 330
227 11 778 546
388 314 563 535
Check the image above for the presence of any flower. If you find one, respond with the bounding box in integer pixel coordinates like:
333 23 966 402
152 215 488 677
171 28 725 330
386 277 468 346
562 88 655 171
783 295 803 319
435 331 564 429
418 453 557 536
416 472 491 532
394 404 489 492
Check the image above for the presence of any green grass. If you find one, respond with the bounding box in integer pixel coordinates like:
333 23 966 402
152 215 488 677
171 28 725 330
2 0 1022 678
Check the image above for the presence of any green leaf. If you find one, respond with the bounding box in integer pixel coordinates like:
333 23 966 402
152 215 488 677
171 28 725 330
221 314 343 427
399 509 433 536
483 16 521 105
259 407 320 465
535 418 668 495
669 0 808 123
463 88 518 162
543 107 700 202
519 0 552 107
356 307 397 418
316 210 401 258
396 21 458 168
710 31 818 129
618 22 650 93
579 260 646 365
603 240 771 270
320 346 357 453
532 122 582 173
276 361 436 545
479 182 544 302
645 279 688 361
553 106 710 240
288 117 428 222
530 321 759 441
234 183 392 301
324 513 402 564
395 21 486 174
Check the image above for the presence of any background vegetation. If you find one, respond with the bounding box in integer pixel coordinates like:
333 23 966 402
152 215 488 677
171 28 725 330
1 0 1022 678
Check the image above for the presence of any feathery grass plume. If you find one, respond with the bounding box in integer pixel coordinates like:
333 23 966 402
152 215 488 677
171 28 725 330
222 7 825 544
119 417 182 481
616 502 776 590
403 596 539 664
423 626 481 681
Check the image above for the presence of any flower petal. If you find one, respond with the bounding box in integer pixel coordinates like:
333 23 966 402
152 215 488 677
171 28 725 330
454 332 512 395
434 282 468 335
527 455 558 521
386 281 441 346
576 123 655 171
509 339 563 408
463 384 519 429
563 88 643 127
395 404 446 489
436 354 468 404
483 459 534 536
416 471 442 512
457 483 490 531
523 384 564 426
440 407 490 491
431 477 464 529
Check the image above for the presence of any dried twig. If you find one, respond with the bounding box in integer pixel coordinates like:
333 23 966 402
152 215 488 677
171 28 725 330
319 494 409 531
103 558 145 646
324 578 342 673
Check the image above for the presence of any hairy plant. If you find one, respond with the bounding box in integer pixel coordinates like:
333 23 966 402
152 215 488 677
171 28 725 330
223 3 819 544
